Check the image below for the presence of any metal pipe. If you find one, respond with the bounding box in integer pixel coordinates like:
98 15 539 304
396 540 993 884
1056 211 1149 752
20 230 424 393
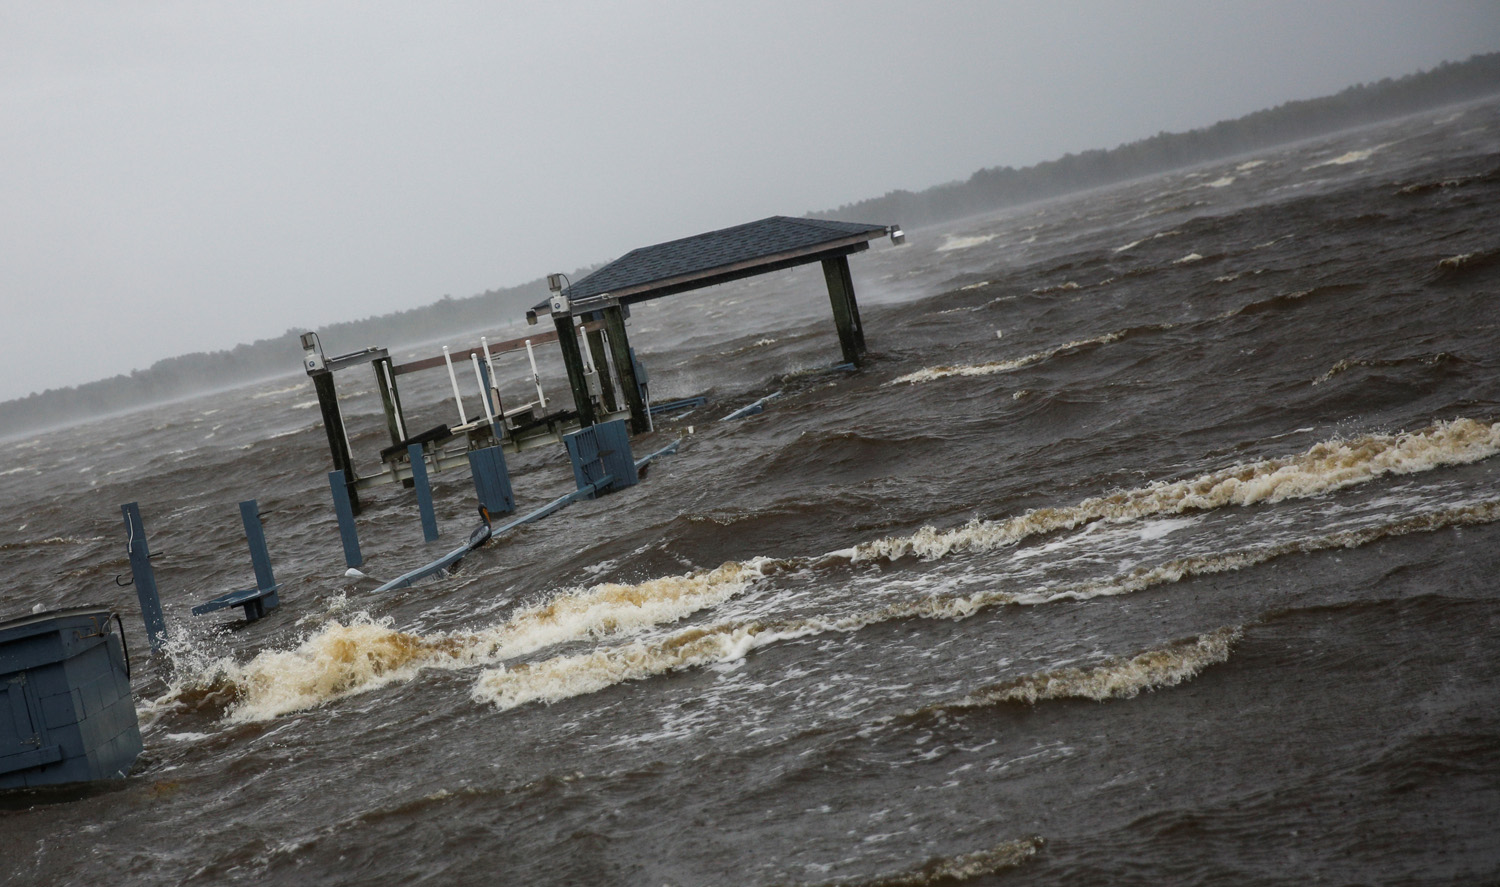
721 390 783 421
480 336 502 417
525 339 547 408
471 354 496 425
442 346 469 426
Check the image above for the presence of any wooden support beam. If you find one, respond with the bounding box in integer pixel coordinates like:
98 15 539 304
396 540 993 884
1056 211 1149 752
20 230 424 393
602 304 649 434
822 255 866 366
373 356 406 449
553 312 596 427
312 370 361 514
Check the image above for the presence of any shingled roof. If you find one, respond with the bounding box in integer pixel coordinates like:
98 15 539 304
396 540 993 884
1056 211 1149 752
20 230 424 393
548 216 890 310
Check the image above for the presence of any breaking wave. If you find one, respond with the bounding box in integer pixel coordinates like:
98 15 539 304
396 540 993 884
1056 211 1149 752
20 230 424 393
889 331 1124 384
936 234 999 252
0 535 103 552
164 559 779 722
1431 248 1500 282
472 498 1500 711
816 836 1044 886
165 420 1500 722
842 418 1500 564
1313 352 1463 385
932 627 1240 710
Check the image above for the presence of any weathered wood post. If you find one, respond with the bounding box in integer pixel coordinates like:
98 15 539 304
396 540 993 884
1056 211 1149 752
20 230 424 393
602 302 650 434
328 470 363 569
238 500 280 618
408 443 440 542
468 446 516 517
311 369 361 514
821 255 866 366
373 355 407 451
120 502 168 653
551 309 596 428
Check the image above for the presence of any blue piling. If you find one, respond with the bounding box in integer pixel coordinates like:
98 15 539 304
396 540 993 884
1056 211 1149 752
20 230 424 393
564 419 637 499
240 500 276 594
328 470 363 568
120 502 168 653
468 446 516 517
409 442 440 542
191 501 281 622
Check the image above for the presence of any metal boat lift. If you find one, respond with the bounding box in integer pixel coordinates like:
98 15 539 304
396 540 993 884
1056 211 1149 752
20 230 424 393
300 329 631 513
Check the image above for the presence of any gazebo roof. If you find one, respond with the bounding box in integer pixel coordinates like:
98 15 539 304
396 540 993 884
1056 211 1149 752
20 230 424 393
546 216 891 311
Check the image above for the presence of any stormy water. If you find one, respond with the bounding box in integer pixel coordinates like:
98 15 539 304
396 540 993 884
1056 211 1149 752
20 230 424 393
3 95 1500 885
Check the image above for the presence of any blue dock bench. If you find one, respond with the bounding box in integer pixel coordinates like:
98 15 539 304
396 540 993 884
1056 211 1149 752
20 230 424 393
192 500 281 624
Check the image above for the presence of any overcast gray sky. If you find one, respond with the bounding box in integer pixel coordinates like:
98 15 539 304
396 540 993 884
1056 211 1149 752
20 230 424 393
2 1 1496 403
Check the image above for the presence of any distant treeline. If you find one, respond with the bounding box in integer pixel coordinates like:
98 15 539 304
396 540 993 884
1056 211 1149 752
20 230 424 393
0 274 582 436
809 53 1500 229
5 54 1498 436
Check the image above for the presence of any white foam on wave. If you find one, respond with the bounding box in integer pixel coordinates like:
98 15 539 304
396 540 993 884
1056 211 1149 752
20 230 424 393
937 234 998 252
842 418 1500 563
1114 229 1181 253
1306 146 1382 169
472 497 1500 711
1236 160 1266 171
889 330 1125 384
163 559 779 722
945 626 1240 707
1205 177 1235 188
252 382 310 399
165 419 1500 722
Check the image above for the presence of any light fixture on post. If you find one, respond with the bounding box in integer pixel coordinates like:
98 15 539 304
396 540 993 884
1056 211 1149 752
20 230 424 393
300 331 325 373
888 225 906 245
546 272 572 317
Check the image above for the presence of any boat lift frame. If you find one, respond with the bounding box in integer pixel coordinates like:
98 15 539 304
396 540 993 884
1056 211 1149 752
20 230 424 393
300 329 631 513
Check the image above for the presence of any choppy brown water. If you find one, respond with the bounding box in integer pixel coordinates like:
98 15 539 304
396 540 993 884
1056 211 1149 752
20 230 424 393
3 97 1499 885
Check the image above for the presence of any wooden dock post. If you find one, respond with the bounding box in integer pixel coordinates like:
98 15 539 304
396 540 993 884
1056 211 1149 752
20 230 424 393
408 443 440 542
602 303 650 434
328 470 363 569
189 501 283 622
552 312 596 428
373 355 407 451
239 500 279 607
822 255 866 366
312 369 361 514
468 446 516 517
120 502 168 653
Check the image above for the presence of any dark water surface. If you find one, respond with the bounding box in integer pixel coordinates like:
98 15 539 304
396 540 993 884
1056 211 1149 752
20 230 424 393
3 97 1500 885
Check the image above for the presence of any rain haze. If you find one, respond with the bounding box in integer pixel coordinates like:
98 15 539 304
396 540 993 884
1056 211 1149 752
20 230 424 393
1 1 1496 404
